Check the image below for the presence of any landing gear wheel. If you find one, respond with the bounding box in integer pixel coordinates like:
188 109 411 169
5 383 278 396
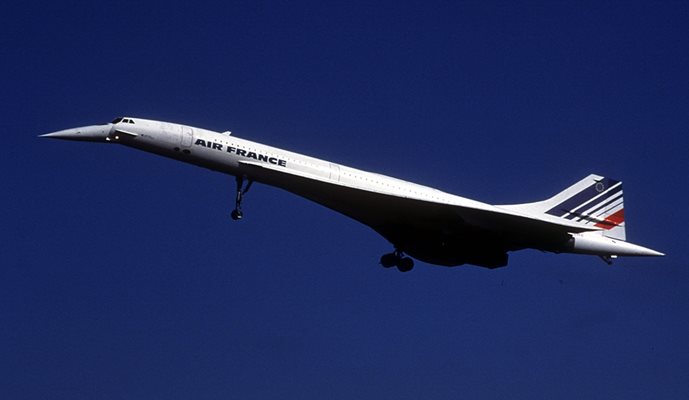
380 253 397 268
397 257 414 272
379 249 414 272
231 209 243 220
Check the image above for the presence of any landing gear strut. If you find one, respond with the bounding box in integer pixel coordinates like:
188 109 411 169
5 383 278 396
380 249 414 272
231 175 253 220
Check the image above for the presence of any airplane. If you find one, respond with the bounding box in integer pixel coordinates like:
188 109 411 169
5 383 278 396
40 117 664 272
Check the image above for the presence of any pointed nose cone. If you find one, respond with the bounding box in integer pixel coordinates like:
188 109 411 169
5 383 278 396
39 124 112 142
621 242 665 257
641 248 665 257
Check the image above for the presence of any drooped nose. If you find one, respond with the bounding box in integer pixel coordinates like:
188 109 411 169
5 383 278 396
39 124 112 142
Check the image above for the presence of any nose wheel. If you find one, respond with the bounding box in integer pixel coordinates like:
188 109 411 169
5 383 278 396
380 249 414 272
231 175 253 221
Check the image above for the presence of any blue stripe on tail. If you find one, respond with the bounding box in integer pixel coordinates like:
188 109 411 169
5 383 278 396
546 177 620 217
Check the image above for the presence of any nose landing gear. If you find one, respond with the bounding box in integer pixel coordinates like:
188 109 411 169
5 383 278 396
231 209 243 220
380 249 414 272
231 175 254 220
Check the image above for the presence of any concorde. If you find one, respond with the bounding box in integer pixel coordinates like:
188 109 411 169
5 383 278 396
41 117 663 272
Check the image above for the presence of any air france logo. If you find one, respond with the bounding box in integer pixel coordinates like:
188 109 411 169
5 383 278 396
194 139 287 167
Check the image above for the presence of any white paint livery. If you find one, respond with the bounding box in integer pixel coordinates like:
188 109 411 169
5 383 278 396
40 117 664 272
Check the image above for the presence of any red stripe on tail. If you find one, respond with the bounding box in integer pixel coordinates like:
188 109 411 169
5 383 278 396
594 209 625 229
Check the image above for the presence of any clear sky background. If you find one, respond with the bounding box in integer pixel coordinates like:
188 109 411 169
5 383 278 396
2 1 688 398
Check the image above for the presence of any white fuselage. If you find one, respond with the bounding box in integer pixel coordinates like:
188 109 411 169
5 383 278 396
124 118 492 211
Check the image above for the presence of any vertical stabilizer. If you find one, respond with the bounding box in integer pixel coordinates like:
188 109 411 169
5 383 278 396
502 174 626 240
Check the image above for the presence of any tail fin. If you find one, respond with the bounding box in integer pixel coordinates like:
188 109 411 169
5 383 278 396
503 174 626 240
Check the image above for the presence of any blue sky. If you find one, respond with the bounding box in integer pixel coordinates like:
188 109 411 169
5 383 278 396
2 1 688 398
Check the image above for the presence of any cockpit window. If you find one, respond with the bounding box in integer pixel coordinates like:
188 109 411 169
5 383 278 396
111 117 135 124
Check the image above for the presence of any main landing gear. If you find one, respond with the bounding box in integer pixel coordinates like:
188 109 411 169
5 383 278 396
380 250 414 272
231 175 254 220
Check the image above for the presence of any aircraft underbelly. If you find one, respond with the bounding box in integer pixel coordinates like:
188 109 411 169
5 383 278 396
240 163 559 268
